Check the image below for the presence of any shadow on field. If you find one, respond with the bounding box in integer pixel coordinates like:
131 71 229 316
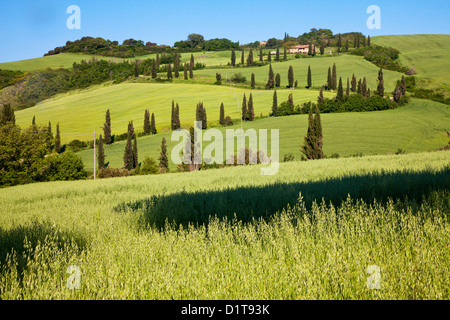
115 166 450 230
0 222 88 279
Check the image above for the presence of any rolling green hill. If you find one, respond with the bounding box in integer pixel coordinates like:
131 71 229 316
77 99 450 171
14 82 334 142
373 34 450 97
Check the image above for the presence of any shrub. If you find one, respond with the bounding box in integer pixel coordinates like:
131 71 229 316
97 167 130 179
282 153 295 162
231 73 246 83
35 152 87 181
224 116 233 127
140 156 159 175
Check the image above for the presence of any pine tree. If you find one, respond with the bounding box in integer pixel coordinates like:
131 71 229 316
288 65 294 88
307 65 312 88
189 54 194 79
55 123 61 153
98 134 105 170
246 49 253 66
133 135 138 169
247 93 254 121
251 73 255 89
241 94 247 120
272 91 278 116
158 137 169 173
336 77 344 102
276 48 280 61
318 86 324 104
377 68 384 97
167 63 173 80
150 113 156 134
219 103 225 125
184 63 188 80
351 74 357 92
144 109 151 134
103 109 111 144
266 64 275 89
331 63 337 90
275 73 281 87
231 49 236 67
241 50 245 65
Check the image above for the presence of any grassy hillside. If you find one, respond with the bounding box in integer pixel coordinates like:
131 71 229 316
373 34 450 96
0 151 449 299
77 99 450 171
195 54 403 92
14 82 334 142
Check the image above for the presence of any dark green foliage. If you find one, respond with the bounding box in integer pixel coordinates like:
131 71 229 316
0 104 15 125
215 73 222 85
196 102 207 129
241 94 247 120
362 77 367 97
151 60 157 79
351 45 407 72
224 116 233 127
0 70 24 90
134 60 140 77
219 103 225 125
133 135 138 170
176 103 181 129
140 156 158 175
123 122 134 170
351 74 357 92
251 73 255 89
183 63 188 80
377 68 385 97
276 48 280 61
327 68 332 90
266 64 275 89
167 63 173 80
301 105 323 160
318 86 324 103
97 134 105 170
336 77 344 102
150 113 157 134
272 91 278 116
400 75 406 95
259 47 263 62
189 54 194 79
346 78 350 97
246 49 253 66
231 49 236 67
144 109 151 134
320 42 325 55
318 94 399 113
55 123 61 154
247 93 254 121
307 66 312 89
158 138 169 173
32 116 35 125
331 63 337 90
103 109 111 145
97 167 130 178
283 46 287 61
174 54 180 78
394 86 402 103
267 51 272 62
288 65 294 88
241 50 245 65
275 73 281 88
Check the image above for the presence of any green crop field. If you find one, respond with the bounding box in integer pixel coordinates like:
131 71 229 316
14 82 335 143
1 151 449 299
373 34 450 96
76 98 450 171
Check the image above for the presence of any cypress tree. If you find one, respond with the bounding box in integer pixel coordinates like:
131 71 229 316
176 103 181 129
275 73 281 87
246 49 253 66
123 126 133 170
320 42 325 55
354 36 357 49
156 53 160 69
98 134 105 170
241 50 245 65
196 102 207 129
150 113 156 134
266 64 275 89
288 93 294 106
313 104 323 159
134 60 139 77
301 106 315 160
356 34 361 48
184 63 188 80
312 45 316 56
32 116 36 125
346 78 350 96
276 48 280 61
251 73 255 89
133 135 138 169
336 77 344 102
189 55 194 79
144 109 151 134
361 36 366 47
337 34 342 48
351 74 357 92
171 100 176 130
345 40 349 52
327 67 332 90
288 65 294 88
247 93 254 121
158 137 168 172
400 75 407 95
219 103 225 125
174 53 180 78
318 86 324 104
231 49 236 67
272 91 278 116
368 35 371 47
331 63 337 90
151 60 157 78
308 43 312 56
55 123 61 153
103 109 111 145
267 51 271 62
357 79 362 95
367 88 371 98
259 47 263 62
362 77 367 97
241 94 247 120
307 65 312 89
377 68 384 97
394 86 401 103
167 63 173 80
283 46 287 60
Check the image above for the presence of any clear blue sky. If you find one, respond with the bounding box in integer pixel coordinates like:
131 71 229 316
1 0 449 62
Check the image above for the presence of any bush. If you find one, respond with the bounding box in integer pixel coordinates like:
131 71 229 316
35 152 87 181
140 156 159 175
283 153 295 162
231 73 246 83
223 116 233 127
97 167 130 179
67 139 88 152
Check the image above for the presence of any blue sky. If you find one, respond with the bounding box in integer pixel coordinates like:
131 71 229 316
1 0 449 62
